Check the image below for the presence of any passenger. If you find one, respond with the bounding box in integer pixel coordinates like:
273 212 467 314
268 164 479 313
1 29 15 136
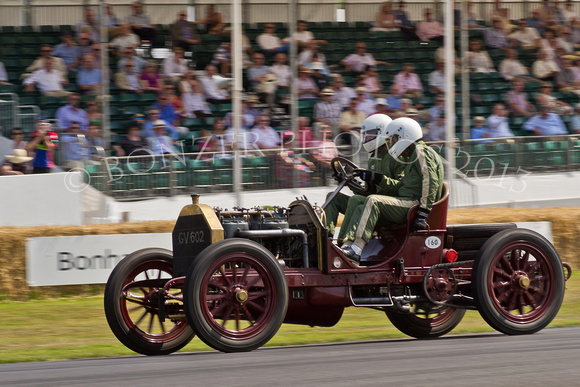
324 114 405 239
340 117 444 265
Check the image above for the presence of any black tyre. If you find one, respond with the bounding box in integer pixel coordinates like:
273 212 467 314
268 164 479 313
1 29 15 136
472 229 565 335
386 304 466 338
104 248 195 355
184 239 288 353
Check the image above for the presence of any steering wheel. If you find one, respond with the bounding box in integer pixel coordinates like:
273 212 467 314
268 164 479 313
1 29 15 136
330 157 371 196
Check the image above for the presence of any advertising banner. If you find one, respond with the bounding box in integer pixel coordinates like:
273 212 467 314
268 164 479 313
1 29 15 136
27 234 172 286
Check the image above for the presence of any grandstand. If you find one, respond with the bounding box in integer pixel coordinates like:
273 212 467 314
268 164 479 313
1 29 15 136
2 2 580 199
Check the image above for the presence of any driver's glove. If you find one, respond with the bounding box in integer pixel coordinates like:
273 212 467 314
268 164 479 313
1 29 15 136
353 169 384 185
332 172 342 183
412 208 430 232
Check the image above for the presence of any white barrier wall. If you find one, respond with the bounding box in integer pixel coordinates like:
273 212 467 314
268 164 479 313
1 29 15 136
0 172 84 227
26 233 172 286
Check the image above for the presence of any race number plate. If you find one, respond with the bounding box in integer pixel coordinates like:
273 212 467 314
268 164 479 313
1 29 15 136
172 214 212 276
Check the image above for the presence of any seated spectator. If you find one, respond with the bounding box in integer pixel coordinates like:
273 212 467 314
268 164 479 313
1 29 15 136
25 45 67 79
532 49 560 80
310 124 338 166
76 9 100 43
314 88 342 135
484 18 512 50
371 2 399 32
298 41 328 69
104 3 121 39
53 31 81 73
523 106 568 135
77 54 102 95
56 93 89 131
193 5 225 35
200 65 231 104
538 29 561 60
85 98 103 127
310 62 330 91
339 42 387 77
428 60 447 95
386 84 403 111
170 10 200 51
330 75 357 109
434 38 460 65
224 95 258 131
59 121 89 170
152 92 182 128
161 47 188 83
270 53 291 90
527 9 547 36
487 104 515 138
247 53 278 105
113 123 149 157
256 23 289 56
536 82 573 114
201 118 231 157
499 49 537 82
85 123 105 163
110 23 140 55
297 66 319 101
470 116 493 142
296 116 315 148
211 39 232 77
142 107 179 140
117 48 146 74
1 149 33 176
355 86 376 116
467 39 496 73
76 33 93 57
147 121 180 155
251 115 280 149
9 127 28 152
558 27 575 52
275 132 316 188
140 60 162 94
162 83 183 117
287 20 327 49
126 1 156 47
393 1 416 40
568 103 580 134
180 70 213 118
508 19 541 49
373 98 389 115
416 8 444 42
506 79 537 117
357 65 382 95
115 60 144 94
425 111 446 141
394 63 423 98
563 0 576 25
556 57 580 95
428 94 447 122
338 98 366 146
23 57 71 98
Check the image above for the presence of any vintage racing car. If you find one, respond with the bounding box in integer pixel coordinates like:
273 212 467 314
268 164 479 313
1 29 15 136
104 157 572 355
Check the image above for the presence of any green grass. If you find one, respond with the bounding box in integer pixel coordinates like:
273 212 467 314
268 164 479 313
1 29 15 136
0 274 578 364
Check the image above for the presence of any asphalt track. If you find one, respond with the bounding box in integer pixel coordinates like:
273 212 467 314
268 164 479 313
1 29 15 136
1 327 579 387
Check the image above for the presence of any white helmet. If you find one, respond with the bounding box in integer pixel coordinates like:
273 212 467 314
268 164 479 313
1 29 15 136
385 117 423 158
360 114 392 153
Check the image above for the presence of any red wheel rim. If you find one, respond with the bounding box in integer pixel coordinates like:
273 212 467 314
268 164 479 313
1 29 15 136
120 260 189 343
407 305 458 327
199 252 278 340
486 241 556 323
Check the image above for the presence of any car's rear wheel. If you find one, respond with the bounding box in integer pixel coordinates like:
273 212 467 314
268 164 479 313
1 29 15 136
184 239 288 352
472 229 565 335
385 304 465 338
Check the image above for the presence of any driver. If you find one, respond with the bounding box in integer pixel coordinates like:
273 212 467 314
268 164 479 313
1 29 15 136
324 114 405 240
340 117 444 265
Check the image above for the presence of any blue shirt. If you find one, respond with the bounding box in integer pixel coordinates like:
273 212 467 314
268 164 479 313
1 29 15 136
141 119 179 140
55 105 89 131
77 68 102 86
523 113 568 135
526 17 546 36
470 126 493 143
117 56 146 74
386 96 401 110
60 133 88 162
52 43 80 69
151 102 178 125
